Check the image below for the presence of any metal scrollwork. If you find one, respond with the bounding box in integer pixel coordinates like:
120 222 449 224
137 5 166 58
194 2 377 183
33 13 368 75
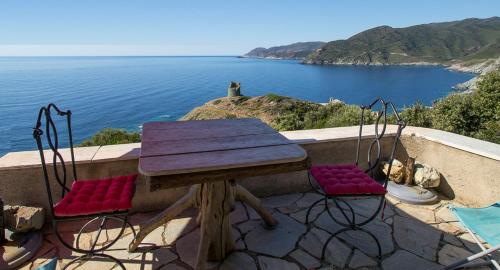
305 98 406 261
33 104 134 270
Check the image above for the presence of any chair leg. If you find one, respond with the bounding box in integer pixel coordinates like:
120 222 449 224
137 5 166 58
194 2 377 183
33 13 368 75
356 227 383 259
305 198 326 224
321 227 351 260
320 196 386 263
62 253 126 270
307 172 325 195
124 216 137 238
444 244 500 270
56 213 131 269
307 174 387 263
320 227 383 260
72 215 127 253
326 197 354 228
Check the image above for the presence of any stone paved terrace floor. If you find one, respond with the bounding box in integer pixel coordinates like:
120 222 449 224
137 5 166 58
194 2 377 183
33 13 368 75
21 193 498 270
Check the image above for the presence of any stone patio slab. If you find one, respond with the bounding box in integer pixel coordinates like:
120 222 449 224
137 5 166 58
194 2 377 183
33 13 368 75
219 252 257 270
261 193 303 208
20 191 464 270
438 244 485 266
290 249 321 269
257 256 300 270
382 250 441 270
315 211 394 256
348 249 377 268
394 215 441 261
245 213 306 257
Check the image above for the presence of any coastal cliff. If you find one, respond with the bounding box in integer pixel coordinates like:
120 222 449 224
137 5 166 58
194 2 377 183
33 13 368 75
304 17 500 67
243 17 500 90
452 57 500 90
242 42 325 60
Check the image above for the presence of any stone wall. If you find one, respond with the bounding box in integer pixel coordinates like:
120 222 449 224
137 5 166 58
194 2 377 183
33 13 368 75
399 127 500 207
0 126 498 218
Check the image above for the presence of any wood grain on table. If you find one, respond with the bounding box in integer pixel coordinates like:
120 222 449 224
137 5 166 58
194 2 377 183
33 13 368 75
139 118 308 188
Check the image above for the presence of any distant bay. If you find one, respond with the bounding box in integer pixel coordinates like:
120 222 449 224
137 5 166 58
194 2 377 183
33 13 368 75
0 56 474 155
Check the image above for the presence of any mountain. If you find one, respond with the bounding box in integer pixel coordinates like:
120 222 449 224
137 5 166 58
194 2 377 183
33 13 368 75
304 17 500 66
243 42 325 59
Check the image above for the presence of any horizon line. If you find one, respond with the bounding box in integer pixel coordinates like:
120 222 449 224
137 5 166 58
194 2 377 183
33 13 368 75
0 55 242 57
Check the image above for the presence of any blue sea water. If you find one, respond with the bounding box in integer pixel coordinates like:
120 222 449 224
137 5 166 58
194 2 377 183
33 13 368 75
0 56 474 155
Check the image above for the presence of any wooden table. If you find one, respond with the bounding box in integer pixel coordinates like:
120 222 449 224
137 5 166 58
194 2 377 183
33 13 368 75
128 118 309 269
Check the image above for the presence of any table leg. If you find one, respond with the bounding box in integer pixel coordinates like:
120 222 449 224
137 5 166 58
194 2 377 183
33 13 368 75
236 184 278 227
129 181 277 270
196 180 236 270
128 185 199 252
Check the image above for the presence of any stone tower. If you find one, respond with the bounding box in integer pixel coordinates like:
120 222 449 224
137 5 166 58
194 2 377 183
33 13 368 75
227 81 242 97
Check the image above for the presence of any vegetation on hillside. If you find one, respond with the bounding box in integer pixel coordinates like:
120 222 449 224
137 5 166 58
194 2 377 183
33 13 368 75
243 42 325 59
243 18 500 66
304 17 500 65
182 93 323 130
184 70 500 144
383 70 499 143
430 70 499 143
80 128 141 147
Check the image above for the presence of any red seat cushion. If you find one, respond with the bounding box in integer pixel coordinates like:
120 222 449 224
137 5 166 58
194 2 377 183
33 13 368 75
54 174 137 217
310 164 386 196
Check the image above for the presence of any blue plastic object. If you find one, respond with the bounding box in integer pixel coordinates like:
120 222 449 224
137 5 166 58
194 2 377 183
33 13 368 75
36 257 58 270
449 202 500 246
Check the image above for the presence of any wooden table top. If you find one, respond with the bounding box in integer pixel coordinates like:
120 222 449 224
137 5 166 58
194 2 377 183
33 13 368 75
139 118 308 188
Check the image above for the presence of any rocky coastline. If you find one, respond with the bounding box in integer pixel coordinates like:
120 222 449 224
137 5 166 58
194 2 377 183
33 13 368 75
301 57 500 91
449 57 500 91
301 59 442 67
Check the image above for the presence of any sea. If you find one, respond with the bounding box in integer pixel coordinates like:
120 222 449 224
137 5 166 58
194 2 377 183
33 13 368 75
0 56 474 155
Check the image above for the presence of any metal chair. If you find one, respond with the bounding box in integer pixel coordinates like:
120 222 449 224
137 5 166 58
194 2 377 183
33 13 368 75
445 203 500 269
33 103 137 269
305 98 406 261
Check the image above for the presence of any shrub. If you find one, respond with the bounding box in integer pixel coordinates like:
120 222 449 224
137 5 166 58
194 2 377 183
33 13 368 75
431 93 478 136
324 104 372 128
426 69 499 142
473 121 500 144
80 128 141 147
265 93 287 102
303 103 373 129
398 101 433 128
470 70 500 142
273 113 303 131
472 71 500 123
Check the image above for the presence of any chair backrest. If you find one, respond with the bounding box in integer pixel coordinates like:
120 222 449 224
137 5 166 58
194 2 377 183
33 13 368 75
33 104 77 215
354 98 406 187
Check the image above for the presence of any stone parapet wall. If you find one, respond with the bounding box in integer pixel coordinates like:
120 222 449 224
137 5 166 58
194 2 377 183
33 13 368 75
1 126 498 217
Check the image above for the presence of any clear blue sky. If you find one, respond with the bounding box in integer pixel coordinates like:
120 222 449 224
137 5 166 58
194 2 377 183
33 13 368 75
1 0 499 56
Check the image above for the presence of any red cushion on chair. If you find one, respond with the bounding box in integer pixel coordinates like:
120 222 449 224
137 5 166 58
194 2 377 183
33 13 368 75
310 164 386 196
54 174 137 217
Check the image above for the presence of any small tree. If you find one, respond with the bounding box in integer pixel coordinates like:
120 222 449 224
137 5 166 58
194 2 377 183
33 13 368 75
471 70 500 143
325 104 373 127
474 121 500 144
473 70 500 123
431 93 479 136
399 101 433 128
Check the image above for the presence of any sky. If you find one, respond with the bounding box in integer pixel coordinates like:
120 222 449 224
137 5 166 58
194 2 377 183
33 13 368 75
1 0 499 56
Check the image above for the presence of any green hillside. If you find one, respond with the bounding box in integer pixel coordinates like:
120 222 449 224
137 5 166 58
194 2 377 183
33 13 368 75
243 42 325 59
304 17 500 65
181 70 499 143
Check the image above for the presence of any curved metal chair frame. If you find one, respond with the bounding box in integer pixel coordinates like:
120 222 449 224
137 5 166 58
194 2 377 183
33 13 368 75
33 103 136 269
305 98 406 260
